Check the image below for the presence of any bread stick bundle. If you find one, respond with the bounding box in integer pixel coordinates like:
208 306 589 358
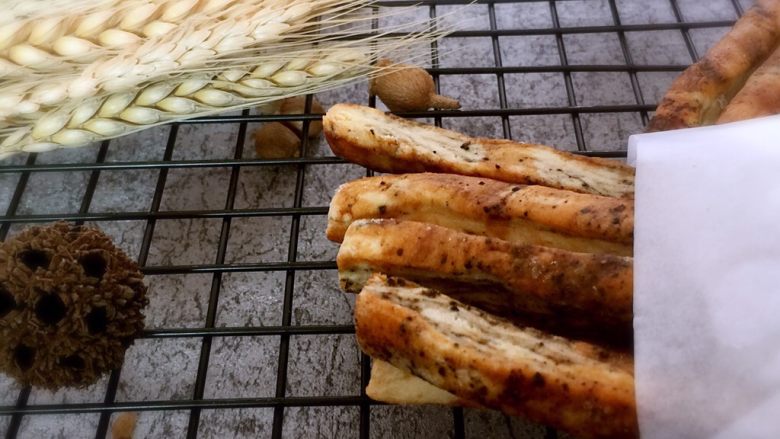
320 102 641 436
328 173 634 256
356 274 639 439
648 0 780 130
337 219 634 344
718 42 780 123
321 6 780 426
322 103 635 199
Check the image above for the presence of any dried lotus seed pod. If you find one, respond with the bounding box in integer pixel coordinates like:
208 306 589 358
0 222 148 389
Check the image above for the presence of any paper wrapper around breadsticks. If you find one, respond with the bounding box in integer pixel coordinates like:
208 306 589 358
629 115 780 439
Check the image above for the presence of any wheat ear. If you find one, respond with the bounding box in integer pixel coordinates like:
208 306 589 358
0 28 443 158
0 0 393 122
0 0 453 157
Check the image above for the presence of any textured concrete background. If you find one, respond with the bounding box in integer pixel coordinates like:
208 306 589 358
0 0 744 437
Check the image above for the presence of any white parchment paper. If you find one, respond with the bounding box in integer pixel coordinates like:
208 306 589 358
628 115 780 439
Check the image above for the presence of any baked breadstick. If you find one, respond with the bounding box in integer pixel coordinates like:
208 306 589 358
323 104 635 199
366 359 472 406
338 219 633 327
647 0 780 131
355 274 638 439
718 42 780 123
327 173 633 256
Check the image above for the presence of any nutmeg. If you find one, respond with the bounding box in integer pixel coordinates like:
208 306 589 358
278 96 324 137
111 412 138 439
369 59 460 112
254 95 325 158
254 122 301 159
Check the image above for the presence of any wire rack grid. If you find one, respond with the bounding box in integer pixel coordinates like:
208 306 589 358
0 0 745 438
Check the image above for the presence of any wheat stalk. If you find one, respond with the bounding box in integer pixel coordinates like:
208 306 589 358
0 0 357 71
0 0 439 117
0 32 442 158
0 0 451 157
0 0 378 119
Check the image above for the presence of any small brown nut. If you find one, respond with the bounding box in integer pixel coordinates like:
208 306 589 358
369 59 460 112
254 122 301 159
111 412 138 439
278 95 324 137
256 99 284 115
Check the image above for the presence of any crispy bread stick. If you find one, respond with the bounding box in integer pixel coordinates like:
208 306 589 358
338 219 633 328
648 0 780 131
355 275 638 439
366 359 472 406
718 42 780 123
327 173 633 256
323 104 635 198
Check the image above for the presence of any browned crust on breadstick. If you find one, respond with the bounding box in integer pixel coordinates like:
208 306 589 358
323 104 635 199
355 274 638 439
338 219 633 327
648 0 780 131
718 42 780 123
326 173 633 255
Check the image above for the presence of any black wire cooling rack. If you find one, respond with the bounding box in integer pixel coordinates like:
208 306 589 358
0 0 744 438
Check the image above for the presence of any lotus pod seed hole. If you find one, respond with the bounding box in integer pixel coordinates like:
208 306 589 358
131 284 144 301
79 251 107 279
60 354 86 370
86 307 108 334
17 248 51 271
14 345 35 371
0 285 15 318
35 292 67 326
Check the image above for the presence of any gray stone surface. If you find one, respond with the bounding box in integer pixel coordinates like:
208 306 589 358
27 378 108 405
510 114 578 151
116 338 201 402
677 0 739 21
0 0 741 437
16 171 89 215
16 414 100 439
145 273 211 329
197 408 273 438
217 271 285 327
285 334 360 397
292 270 355 326
558 0 614 26
500 35 561 66
625 30 693 65
203 337 279 399
572 71 636 106
564 33 626 65
690 26 733 57
496 2 552 29
617 0 676 24
0 380 20 408
370 405 454 438
464 408 547 438
283 406 359 439
581 112 646 151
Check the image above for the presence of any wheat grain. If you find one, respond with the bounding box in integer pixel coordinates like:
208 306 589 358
0 0 453 158
0 0 439 124
0 39 439 157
